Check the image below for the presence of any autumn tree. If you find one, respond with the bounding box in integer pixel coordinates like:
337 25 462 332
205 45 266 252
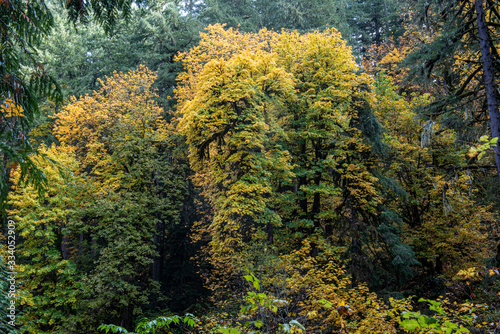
7 144 83 333
176 25 415 306
270 28 388 286
372 74 494 288
176 27 294 290
0 0 140 215
50 66 194 331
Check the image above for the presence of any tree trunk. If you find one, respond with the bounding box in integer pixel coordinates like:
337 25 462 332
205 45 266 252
312 140 322 221
61 226 70 260
475 0 500 185
299 143 308 215
350 205 360 287
90 218 97 260
152 220 164 282
266 222 273 244
152 170 165 282
383 0 390 35
76 233 83 270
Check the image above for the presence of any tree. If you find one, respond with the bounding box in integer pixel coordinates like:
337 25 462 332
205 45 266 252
346 0 406 55
0 0 62 213
176 24 409 298
176 27 294 293
38 0 199 109
8 144 83 333
65 0 132 34
372 74 493 284
402 0 500 184
198 0 351 36
0 0 141 218
271 28 386 286
0 0 143 216
475 0 500 185
52 66 194 331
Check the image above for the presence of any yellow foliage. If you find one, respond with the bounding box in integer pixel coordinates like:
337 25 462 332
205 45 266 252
1 98 24 117
53 65 170 190
373 75 494 278
177 25 380 260
7 144 83 333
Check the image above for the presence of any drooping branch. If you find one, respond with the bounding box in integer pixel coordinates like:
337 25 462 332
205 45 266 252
475 0 500 185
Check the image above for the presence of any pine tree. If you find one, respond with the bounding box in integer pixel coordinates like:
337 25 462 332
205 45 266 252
402 0 500 182
38 1 199 109
198 0 351 36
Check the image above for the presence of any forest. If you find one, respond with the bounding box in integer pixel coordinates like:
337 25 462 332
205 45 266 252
1 0 500 333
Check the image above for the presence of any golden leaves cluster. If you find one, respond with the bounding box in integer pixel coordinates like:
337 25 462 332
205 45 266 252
53 65 170 189
1 98 24 117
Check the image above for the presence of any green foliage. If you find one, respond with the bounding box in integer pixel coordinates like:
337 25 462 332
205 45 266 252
346 0 405 55
0 0 62 214
65 0 133 34
212 273 305 334
98 314 197 333
399 299 470 333
38 0 199 109
198 0 351 35
377 221 420 284
7 144 83 333
0 255 18 333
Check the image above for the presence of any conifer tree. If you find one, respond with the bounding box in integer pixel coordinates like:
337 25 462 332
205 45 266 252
38 1 199 109
402 0 500 183
198 0 351 36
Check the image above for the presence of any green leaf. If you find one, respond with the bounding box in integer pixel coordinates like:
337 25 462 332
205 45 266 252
257 292 267 300
443 321 458 329
281 324 290 333
289 320 305 330
400 319 421 331
318 299 333 309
